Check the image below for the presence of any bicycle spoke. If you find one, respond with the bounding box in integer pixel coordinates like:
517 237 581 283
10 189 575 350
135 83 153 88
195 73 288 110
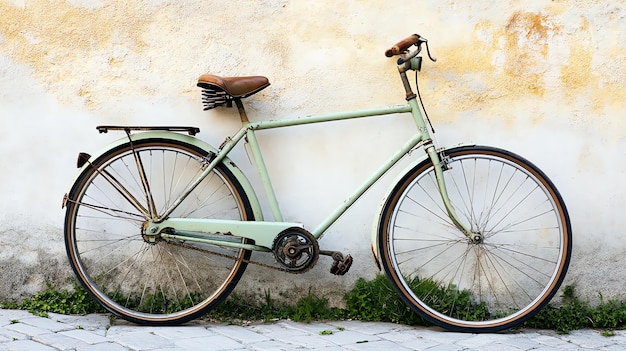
65 139 254 324
87 168 149 217
380 146 570 332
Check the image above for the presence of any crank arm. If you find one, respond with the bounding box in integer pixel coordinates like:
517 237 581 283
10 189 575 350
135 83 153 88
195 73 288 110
320 250 345 261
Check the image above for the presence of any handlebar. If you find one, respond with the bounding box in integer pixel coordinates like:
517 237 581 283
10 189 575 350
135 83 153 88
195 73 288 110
385 33 437 63
385 34 421 57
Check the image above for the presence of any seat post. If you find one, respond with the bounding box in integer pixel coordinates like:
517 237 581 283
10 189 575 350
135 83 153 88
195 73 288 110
234 98 249 124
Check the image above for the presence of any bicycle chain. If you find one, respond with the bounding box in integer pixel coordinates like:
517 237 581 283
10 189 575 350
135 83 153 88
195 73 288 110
167 239 307 274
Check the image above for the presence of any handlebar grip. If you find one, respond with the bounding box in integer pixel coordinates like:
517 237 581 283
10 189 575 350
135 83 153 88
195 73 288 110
385 34 421 57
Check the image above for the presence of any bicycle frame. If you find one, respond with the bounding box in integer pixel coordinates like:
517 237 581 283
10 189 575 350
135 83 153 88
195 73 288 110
153 93 471 252
62 34 572 331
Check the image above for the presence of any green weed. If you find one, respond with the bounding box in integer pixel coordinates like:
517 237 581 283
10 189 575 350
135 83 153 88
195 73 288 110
3 275 626 335
601 330 616 337
343 275 426 325
8 283 104 316
525 285 626 334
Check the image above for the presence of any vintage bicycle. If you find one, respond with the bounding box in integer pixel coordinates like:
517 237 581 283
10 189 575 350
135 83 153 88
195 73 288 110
62 34 571 333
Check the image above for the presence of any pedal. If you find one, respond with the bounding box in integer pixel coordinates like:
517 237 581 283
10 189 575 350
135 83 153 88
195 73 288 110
320 250 353 275
330 254 352 275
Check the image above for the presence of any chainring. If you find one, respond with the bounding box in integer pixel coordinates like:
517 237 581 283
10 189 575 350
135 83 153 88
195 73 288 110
272 227 319 273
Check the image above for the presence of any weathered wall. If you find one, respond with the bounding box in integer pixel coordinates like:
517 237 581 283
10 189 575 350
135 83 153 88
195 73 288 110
1 0 625 304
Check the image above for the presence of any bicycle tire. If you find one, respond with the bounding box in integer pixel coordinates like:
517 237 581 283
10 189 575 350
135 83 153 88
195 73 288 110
378 145 571 332
64 138 255 325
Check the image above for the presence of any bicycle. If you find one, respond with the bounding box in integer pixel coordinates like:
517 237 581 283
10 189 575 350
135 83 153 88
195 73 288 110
62 34 572 333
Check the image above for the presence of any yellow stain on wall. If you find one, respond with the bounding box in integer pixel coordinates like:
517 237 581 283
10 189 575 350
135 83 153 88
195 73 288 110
0 1 152 108
0 1 296 112
421 12 556 124
1 2 623 121
1 2 148 67
425 10 622 123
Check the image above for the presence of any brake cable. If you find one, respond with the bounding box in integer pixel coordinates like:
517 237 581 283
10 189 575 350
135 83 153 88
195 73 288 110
415 70 435 134
415 40 437 134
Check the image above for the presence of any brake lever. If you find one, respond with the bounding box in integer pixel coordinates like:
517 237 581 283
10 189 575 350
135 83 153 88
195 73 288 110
424 41 437 62
397 37 437 65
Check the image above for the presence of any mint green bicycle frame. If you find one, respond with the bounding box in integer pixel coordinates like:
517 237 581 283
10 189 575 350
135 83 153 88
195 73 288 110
153 85 471 252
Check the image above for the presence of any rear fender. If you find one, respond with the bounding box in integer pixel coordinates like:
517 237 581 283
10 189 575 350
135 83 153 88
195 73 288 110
62 131 264 221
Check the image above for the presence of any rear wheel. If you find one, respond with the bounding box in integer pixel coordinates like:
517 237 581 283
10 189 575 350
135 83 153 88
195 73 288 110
64 138 254 325
378 146 571 332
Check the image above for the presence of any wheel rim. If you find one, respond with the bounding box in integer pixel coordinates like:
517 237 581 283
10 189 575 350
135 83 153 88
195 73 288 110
66 142 251 323
385 149 569 329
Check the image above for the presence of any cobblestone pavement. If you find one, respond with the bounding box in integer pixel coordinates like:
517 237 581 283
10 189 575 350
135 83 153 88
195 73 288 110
0 309 625 350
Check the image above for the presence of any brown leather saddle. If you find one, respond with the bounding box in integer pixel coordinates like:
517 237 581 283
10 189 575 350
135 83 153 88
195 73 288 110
197 75 270 110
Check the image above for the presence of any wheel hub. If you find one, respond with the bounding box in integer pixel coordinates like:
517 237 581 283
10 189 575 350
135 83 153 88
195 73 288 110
142 222 162 244
470 232 484 244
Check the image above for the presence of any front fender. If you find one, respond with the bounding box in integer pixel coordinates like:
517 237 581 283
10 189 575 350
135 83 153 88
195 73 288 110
62 131 264 221
370 144 473 269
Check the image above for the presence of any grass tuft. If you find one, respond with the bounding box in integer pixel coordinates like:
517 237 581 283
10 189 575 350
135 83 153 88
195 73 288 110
2 275 625 334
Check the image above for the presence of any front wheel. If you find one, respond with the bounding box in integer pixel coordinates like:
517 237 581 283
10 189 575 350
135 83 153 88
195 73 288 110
64 138 255 325
378 146 571 332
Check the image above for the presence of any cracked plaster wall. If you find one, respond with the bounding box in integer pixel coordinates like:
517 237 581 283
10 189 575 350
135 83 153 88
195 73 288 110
1 0 625 304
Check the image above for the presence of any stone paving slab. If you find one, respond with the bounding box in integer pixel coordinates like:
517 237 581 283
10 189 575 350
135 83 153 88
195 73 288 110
0 309 626 350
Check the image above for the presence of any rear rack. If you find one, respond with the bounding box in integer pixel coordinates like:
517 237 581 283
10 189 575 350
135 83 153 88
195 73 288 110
96 126 200 136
